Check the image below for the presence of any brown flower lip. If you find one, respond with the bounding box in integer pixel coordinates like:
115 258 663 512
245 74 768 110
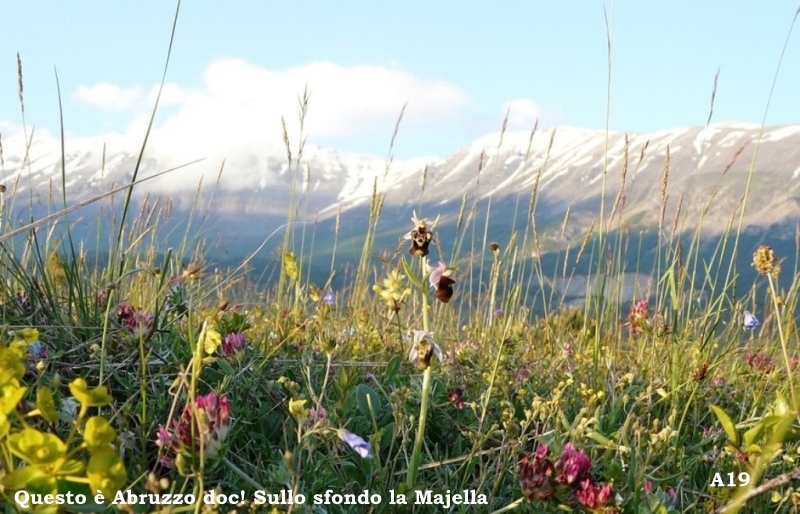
428 260 456 303
408 228 433 257
435 276 456 303
409 330 443 370
403 210 437 257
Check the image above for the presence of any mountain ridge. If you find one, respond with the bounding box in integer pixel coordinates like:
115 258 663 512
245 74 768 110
2 121 799 252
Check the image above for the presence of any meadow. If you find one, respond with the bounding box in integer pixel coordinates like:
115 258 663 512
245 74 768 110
4 13 800 514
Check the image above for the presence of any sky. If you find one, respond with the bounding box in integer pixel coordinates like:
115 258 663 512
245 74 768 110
1 2 800 160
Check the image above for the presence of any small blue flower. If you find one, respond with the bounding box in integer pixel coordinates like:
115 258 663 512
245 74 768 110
28 341 42 359
744 311 759 330
322 291 335 306
339 429 372 459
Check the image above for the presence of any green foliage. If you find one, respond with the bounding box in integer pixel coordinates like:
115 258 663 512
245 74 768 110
4 25 800 512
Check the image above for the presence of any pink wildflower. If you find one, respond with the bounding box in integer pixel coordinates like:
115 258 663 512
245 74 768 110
221 332 247 362
744 352 775 374
555 442 592 485
156 391 231 468
447 386 466 410
519 444 557 501
575 478 616 511
627 299 649 335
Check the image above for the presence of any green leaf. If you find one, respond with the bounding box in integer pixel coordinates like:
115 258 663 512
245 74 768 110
431 378 445 401
384 355 401 380
745 443 762 456
710 404 739 447
356 384 381 419
759 414 784 429
380 421 396 448
774 391 792 417
334 367 354 401
401 256 424 291
217 358 235 376
743 422 766 448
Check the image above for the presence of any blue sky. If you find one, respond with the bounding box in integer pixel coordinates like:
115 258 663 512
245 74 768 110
2 2 799 159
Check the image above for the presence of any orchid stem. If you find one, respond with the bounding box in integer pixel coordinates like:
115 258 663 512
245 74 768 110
407 256 431 490
767 274 797 409
407 365 432 490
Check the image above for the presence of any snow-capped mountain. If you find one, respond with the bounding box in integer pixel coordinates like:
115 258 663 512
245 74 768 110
2 122 799 260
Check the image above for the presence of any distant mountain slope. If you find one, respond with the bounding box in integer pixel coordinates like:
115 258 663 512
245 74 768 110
2 122 798 261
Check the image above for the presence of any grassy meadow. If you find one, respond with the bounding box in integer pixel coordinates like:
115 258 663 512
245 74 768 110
4 14 800 514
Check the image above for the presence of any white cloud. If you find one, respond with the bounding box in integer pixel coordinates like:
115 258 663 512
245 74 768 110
62 61 560 194
120 58 472 160
64 59 475 193
0 120 22 139
73 83 143 112
502 98 543 130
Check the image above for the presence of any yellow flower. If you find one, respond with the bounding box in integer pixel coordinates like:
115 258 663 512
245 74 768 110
7 428 67 466
200 322 223 355
289 398 309 420
68 378 113 408
2 466 58 503
84 416 117 453
0 381 27 415
12 328 40 345
0 411 9 439
283 252 299 281
36 388 59 423
0 347 24 387
373 270 412 311
87 451 127 498
47 251 67 286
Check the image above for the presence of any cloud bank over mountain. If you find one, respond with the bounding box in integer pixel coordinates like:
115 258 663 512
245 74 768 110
67 58 552 164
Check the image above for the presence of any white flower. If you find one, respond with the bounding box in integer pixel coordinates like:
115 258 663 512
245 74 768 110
743 311 759 330
409 330 443 369
403 210 437 240
403 211 439 257
340 429 372 459
427 261 448 289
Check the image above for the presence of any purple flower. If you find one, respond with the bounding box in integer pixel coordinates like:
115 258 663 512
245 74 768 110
117 301 154 338
745 352 774 374
743 311 759 330
309 406 328 424
447 386 466 410
519 444 556 501
340 429 372 459
575 478 615 510
555 442 592 485
322 291 336 306
627 299 649 335
117 301 134 321
221 332 247 361
156 391 231 467
126 309 154 338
